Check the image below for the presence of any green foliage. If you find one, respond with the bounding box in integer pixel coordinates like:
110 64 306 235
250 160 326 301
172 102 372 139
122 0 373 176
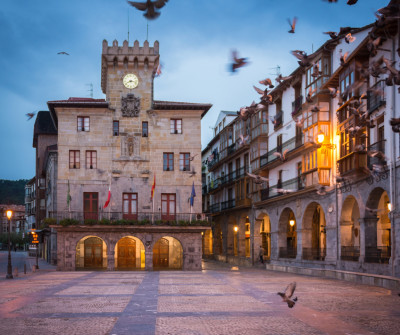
60 218 80 227
84 219 97 226
0 232 28 245
140 218 150 225
0 179 29 205
99 218 111 225
178 220 188 226
41 218 57 229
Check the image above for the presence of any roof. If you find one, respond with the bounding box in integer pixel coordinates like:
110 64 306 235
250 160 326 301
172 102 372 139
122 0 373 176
33 111 57 147
47 97 109 128
152 100 212 118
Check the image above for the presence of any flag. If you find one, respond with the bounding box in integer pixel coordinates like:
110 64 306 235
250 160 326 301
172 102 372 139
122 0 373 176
104 185 111 209
190 181 196 207
67 180 72 207
151 174 156 201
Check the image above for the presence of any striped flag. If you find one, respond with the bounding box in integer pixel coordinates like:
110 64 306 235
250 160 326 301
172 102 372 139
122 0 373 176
151 174 156 201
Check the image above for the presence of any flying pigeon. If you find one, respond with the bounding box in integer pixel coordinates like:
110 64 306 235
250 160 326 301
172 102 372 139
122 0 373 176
246 172 269 184
277 282 298 308
287 17 297 34
26 112 36 120
127 0 168 20
57 52 69 55
273 149 289 162
230 49 249 73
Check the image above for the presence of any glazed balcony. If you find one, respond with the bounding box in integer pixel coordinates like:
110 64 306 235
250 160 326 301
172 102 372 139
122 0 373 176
291 95 303 117
337 151 367 176
367 80 386 114
260 135 303 169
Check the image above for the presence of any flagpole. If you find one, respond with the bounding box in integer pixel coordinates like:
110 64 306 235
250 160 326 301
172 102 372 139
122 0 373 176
108 177 111 220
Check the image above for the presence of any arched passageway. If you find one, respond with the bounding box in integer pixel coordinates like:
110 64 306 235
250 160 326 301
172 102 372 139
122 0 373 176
278 208 297 259
340 196 360 261
115 236 145 270
302 202 326 261
153 236 183 270
75 236 107 270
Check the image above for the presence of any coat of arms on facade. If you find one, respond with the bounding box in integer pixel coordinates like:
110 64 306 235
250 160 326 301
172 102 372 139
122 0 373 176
121 94 140 117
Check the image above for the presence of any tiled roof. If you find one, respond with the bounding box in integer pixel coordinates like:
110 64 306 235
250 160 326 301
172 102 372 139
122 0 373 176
33 111 57 147
153 100 212 118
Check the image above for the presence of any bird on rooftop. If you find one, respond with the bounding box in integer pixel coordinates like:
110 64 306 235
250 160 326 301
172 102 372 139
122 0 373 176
324 31 338 39
127 0 168 20
230 49 249 73
57 52 69 55
345 33 356 44
287 17 297 34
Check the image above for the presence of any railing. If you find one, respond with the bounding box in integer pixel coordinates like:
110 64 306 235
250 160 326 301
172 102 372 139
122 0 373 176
259 176 304 201
274 110 283 130
221 199 235 211
279 247 297 259
47 211 207 224
209 178 222 192
221 166 247 186
291 95 303 116
367 80 386 113
227 143 237 156
337 151 367 175
341 246 360 261
260 135 303 168
367 140 386 166
365 246 391 264
208 154 220 170
302 247 326 261
209 203 220 213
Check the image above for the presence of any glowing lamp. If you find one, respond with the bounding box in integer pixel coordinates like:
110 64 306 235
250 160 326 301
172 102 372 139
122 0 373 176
6 210 13 220
289 219 295 227
234 226 238 232
317 130 325 144
387 203 392 212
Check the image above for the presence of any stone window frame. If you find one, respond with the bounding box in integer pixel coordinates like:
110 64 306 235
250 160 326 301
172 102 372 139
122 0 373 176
170 119 182 134
69 150 80 169
113 120 119 136
142 121 148 137
77 116 90 132
179 153 190 171
163 152 174 171
86 150 97 169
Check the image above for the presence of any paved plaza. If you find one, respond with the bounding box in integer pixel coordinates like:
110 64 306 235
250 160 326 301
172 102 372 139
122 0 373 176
0 257 399 335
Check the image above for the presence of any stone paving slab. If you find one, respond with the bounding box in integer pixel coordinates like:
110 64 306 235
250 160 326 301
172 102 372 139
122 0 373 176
0 261 399 334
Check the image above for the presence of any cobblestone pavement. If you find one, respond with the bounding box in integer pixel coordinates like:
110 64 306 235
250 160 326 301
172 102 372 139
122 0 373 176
0 260 399 335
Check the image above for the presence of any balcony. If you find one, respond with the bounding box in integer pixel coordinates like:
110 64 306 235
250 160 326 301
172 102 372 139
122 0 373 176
207 153 220 170
279 247 297 259
367 140 386 167
209 203 221 214
221 199 235 211
221 166 247 186
302 247 326 261
367 80 386 114
337 151 367 176
341 246 360 261
251 123 268 139
208 178 222 193
291 95 303 117
259 176 304 202
365 246 391 264
260 135 303 168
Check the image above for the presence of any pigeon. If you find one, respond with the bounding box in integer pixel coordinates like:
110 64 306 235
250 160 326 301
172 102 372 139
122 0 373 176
57 51 69 55
127 0 168 20
390 118 400 132
340 50 349 66
328 87 339 98
287 17 297 34
277 282 297 308
186 166 196 177
246 172 269 184
306 87 317 103
316 185 327 196
253 85 272 103
274 188 296 195
238 134 250 146
259 78 274 88
365 206 384 215
291 50 311 67
367 149 388 162
275 74 293 84
230 49 249 73
345 33 356 44
311 62 322 78
293 116 305 128
26 112 36 120
273 149 289 162
324 31 338 39
311 105 320 113
347 0 358 5
237 107 250 121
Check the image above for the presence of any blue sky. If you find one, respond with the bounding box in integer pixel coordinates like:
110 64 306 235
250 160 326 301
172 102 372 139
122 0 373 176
0 0 387 180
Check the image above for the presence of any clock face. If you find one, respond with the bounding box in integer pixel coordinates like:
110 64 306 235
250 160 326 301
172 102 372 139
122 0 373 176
123 73 139 89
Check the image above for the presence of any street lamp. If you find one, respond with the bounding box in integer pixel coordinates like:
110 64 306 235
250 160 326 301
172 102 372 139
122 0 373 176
6 210 13 279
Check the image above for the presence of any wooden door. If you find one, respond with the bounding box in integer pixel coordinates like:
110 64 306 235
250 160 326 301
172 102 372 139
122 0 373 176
84 237 103 268
84 192 98 220
118 237 136 268
153 238 169 268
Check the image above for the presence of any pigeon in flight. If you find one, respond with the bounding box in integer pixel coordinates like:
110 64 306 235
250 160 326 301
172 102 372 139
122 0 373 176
277 282 298 308
275 74 293 84
323 31 338 39
127 0 168 20
291 50 311 67
259 78 274 89
273 149 289 162
57 52 69 55
238 134 250 146
26 112 36 120
246 172 269 184
347 0 358 4
230 49 249 73
287 17 297 34
345 33 356 44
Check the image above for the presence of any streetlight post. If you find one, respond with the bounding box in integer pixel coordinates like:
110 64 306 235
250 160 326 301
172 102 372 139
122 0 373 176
6 210 13 279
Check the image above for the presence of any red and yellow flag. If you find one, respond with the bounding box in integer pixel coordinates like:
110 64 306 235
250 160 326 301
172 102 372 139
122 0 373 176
151 174 156 201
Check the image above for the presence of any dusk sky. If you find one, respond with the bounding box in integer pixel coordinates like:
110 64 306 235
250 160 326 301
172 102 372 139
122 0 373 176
0 0 387 180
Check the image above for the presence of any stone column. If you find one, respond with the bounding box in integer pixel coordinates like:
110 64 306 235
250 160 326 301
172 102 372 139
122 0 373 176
107 244 115 271
359 217 378 262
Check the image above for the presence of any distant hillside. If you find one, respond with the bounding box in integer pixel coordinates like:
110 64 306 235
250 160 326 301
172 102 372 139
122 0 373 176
0 179 29 205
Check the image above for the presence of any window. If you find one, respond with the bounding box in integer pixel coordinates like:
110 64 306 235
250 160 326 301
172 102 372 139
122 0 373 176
113 121 119 136
179 153 190 171
123 193 138 220
161 193 176 220
86 150 97 169
84 192 98 220
277 134 283 152
142 121 148 137
170 119 182 134
77 117 89 132
69 150 80 169
163 153 174 171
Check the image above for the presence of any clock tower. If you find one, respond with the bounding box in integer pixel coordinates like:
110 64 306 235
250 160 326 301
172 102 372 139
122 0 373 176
101 39 160 112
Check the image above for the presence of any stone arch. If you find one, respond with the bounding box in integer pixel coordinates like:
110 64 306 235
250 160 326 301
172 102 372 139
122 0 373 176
115 236 145 270
364 187 391 263
134 57 138 70
302 202 326 261
123 56 128 69
255 212 271 260
153 236 183 269
278 207 297 259
340 196 360 261
113 56 118 70
75 235 107 270
144 57 149 71
225 216 238 256
213 223 223 255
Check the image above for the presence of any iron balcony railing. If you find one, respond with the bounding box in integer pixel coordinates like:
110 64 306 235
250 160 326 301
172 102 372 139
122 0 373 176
367 139 386 166
47 211 207 224
302 247 326 261
220 166 247 186
221 199 235 211
291 95 303 116
367 80 386 113
260 135 303 168
365 246 391 264
209 203 220 213
208 178 222 192
279 247 297 259
341 246 360 261
260 176 304 201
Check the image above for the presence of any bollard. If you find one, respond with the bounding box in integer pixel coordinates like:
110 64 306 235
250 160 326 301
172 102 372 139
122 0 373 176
24 263 26 274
